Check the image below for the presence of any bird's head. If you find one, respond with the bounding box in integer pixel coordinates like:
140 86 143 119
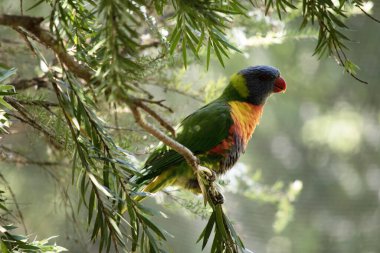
224 65 286 105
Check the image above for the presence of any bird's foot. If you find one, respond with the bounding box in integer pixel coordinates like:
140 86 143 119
208 187 224 205
198 166 216 183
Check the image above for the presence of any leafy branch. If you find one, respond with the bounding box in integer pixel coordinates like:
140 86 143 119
166 0 244 68
263 0 379 83
50 72 169 252
0 67 17 133
0 190 67 253
300 0 366 83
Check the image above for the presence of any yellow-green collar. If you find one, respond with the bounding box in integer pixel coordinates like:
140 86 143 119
230 73 248 98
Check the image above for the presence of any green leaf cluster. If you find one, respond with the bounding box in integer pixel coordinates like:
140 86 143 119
264 0 373 82
0 191 67 253
52 72 168 252
0 66 16 133
197 205 246 253
167 0 244 68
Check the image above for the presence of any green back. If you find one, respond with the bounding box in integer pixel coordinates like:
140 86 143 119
136 98 233 184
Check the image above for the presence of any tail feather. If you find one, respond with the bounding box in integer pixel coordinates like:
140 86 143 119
133 174 176 202
121 168 180 214
122 174 174 214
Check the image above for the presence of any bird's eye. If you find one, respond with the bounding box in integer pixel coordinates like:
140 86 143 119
258 74 274 81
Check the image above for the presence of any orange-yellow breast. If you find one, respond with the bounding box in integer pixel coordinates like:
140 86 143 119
228 101 264 148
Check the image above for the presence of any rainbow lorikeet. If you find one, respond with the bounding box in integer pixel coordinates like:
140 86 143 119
134 65 286 199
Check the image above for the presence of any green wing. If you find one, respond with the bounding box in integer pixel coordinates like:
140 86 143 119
136 99 232 184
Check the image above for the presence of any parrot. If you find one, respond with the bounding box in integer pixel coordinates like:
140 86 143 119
133 65 286 201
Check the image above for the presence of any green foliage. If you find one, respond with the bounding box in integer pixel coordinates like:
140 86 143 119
263 0 374 82
48 0 97 66
52 72 167 252
95 0 145 96
167 0 244 68
298 0 354 71
197 204 246 253
0 66 16 133
0 230 68 253
0 0 378 252
0 191 67 253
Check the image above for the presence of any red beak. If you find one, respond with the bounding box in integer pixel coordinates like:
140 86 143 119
273 76 286 93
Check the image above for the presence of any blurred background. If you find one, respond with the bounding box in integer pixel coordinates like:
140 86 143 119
1 1 380 253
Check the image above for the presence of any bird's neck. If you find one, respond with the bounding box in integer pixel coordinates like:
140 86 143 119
228 101 264 147
221 83 247 102
221 73 251 102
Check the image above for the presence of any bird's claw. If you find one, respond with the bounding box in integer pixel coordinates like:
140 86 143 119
198 166 216 183
197 166 222 205
208 187 224 205
206 170 216 183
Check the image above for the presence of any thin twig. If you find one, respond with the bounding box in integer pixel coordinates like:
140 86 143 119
14 26 37 56
16 99 58 107
131 83 154 99
0 158 62 166
331 36 368 84
113 103 121 139
5 97 64 149
0 14 93 82
104 125 145 133
162 86 204 102
0 145 63 167
9 77 50 90
20 0 24 15
15 98 59 115
139 98 174 113
134 100 176 136
129 104 198 170
139 40 160 50
358 5 380 23
319 20 368 84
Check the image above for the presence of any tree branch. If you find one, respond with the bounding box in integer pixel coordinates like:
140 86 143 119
133 99 176 136
158 84 204 102
16 98 58 108
9 77 50 90
357 5 380 23
0 14 43 29
129 103 198 170
139 98 174 113
0 14 92 82
0 145 62 167
4 97 64 149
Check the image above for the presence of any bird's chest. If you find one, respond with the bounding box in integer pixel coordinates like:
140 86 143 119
228 101 263 147
208 101 263 173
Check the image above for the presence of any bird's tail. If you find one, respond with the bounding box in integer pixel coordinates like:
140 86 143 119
133 175 176 202
122 170 177 213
